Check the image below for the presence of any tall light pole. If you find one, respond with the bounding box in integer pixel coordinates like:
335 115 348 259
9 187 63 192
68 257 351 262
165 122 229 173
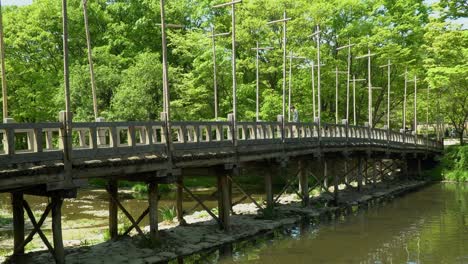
214 0 241 125
408 75 418 133
160 0 170 120
379 59 392 129
403 68 408 130
331 67 347 124
286 52 306 121
310 60 324 121
310 26 321 125
0 0 7 121
351 75 366 126
251 42 272 122
82 0 99 120
337 39 355 123
268 11 291 123
356 49 376 127
208 27 230 120
426 86 429 136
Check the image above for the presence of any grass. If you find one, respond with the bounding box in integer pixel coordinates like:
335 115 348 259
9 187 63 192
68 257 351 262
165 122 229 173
159 206 177 223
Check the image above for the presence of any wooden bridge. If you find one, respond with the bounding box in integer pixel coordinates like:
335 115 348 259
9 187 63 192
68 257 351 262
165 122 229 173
1 117 443 263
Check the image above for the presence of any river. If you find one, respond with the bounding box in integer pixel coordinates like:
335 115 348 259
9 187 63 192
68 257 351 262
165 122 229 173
0 183 467 263
217 183 468 264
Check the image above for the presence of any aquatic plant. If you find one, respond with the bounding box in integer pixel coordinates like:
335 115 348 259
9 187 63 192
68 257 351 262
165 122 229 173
159 206 177 223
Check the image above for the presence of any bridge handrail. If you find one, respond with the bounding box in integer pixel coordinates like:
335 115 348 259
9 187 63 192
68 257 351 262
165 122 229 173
0 120 443 167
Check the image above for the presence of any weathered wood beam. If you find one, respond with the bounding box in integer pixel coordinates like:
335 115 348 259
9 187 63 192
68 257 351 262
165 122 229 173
123 207 149 236
148 182 159 242
178 183 221 226
11 193 24 256
23 201 54 255
15 202 52 255
51 196 65 264
228 175 263 211
108 179 118 240
108 190 144 236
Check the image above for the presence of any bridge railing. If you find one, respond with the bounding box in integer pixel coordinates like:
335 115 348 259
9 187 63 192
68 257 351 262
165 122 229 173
0 121 443 168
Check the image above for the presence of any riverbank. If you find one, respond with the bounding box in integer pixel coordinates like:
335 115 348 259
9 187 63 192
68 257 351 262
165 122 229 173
429 145 467 182
8 180 430 264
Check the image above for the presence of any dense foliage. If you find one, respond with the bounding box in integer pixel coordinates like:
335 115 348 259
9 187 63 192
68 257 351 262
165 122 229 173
0 0 466 135
440 145 468 182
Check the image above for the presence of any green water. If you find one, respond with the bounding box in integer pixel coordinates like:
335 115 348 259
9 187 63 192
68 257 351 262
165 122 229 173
218 183 467 264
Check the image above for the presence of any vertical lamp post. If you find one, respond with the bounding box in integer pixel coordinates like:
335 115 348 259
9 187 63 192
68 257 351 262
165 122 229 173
208 27 230 120
213 0 241 126
408 75 418 133
351 75 366 126
286 52 306 121
337 39 355 123
310 26 321 125
268 11 291 125
251 42 272 122
0 0 7 122
331 67 347 124
403 68 408 131
379 59 392 129
82 0 99 120
356 49 377 127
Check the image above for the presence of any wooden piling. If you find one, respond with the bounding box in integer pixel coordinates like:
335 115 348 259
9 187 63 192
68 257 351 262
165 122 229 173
51 195 65 264
357 157 363 191
298 159 309 206
417 158 422 178
333 160 339 203
323 160 328 191
176 175 186 225
108 179 118 240
265 167 274 209
217 172 230 231
148 182 159 242
12 192 24 256
372 160 377 188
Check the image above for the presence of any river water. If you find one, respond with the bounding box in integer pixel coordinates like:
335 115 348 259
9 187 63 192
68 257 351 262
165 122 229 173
218 183 468 264
0 183 467 263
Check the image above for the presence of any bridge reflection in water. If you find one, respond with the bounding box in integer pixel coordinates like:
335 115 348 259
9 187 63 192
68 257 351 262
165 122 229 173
0 118 442 263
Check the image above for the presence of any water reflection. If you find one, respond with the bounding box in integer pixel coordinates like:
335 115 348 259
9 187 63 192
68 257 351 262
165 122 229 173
198 183 467 264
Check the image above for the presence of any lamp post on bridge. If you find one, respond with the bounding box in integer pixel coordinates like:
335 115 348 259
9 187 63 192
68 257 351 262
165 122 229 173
310 26 321 125
379 59 392 129
0 0 8 122
350 75 366 126
213 0 241 127
268 11 291 127
251 42 273 122
331 67 348 124
407 75 419 134
310 60 325 121
286 52 306 121
337 39 355 124
208 28 230 120
356 49 378 127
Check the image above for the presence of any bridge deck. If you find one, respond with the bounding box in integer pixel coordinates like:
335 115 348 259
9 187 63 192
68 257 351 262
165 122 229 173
0 121 442 192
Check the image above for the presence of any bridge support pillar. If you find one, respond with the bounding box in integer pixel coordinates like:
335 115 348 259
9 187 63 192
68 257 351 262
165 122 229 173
372 160 377 188
298 159 309 207
357 157 363 191
12 192 24 258
322 160 328 192
417 158 422 178
108 179 118 240
148 182 159 242
332 160 339 204
176 175 186 225
217 169 231 232
264 167 274 209
51 195 65 264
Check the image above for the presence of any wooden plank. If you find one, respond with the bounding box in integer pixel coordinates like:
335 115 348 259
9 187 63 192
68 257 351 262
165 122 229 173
148 182 159 242
15 202 52 254
108 179 118 240
179 183 221 226
108 190 144 236
123 207 149 236
12 193 24 255
51 196 65 264
23 200 55 255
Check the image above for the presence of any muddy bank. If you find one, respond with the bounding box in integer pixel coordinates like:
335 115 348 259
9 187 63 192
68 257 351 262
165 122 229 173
3 180 430 264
